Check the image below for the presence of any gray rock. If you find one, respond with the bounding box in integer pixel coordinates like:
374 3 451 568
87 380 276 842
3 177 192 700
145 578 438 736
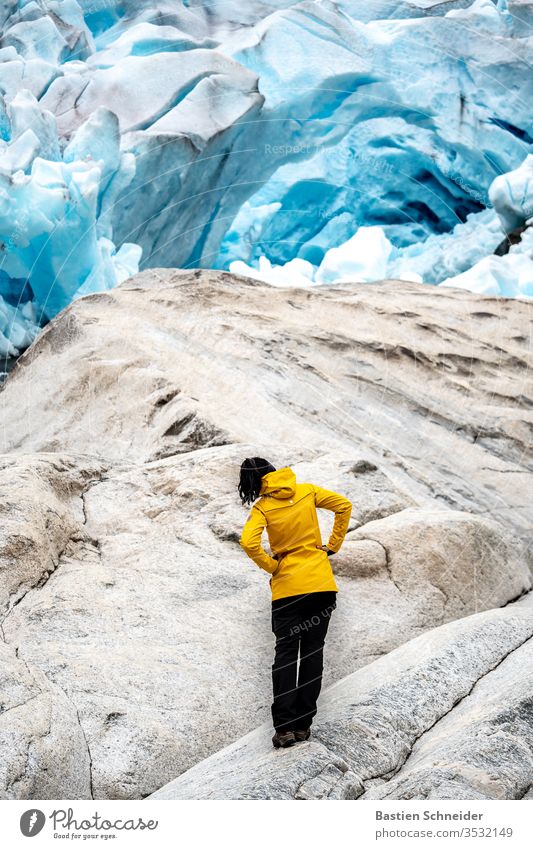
347 507 531 622
362 632 533 800
0 453 105 616
1 271 530 554
333 539 387 578
0 642 90 799
0 270 531 799
5 446 522 798
149 593 533 799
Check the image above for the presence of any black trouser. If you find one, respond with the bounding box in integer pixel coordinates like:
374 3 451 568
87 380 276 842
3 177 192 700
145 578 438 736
270 591 337 732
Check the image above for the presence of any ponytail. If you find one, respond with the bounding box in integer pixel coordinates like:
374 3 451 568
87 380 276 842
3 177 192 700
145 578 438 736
238 457 276 506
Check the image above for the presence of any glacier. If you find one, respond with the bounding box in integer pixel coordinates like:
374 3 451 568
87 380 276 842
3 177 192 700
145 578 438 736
0 0 532 356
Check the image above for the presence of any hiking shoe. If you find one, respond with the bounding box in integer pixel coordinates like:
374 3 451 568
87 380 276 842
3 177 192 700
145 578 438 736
293 729 311 742
272 730 296 748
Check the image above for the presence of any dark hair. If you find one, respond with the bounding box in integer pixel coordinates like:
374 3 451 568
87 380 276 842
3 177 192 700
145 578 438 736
238 457 276 505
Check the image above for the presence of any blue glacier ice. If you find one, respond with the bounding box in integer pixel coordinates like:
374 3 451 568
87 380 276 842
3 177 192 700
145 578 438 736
440 154 533 295
489 154 533 232
0 101 141 355
1 0 533 354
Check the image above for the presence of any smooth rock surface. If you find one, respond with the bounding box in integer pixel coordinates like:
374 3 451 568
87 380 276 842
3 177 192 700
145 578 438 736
149 593 533 800
0 270 531 799
362 634 533 800
0 642 91 799
4 444 524 798
347 508 530 623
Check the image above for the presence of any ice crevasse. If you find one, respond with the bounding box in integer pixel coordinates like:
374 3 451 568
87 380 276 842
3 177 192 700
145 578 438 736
0 0 532 357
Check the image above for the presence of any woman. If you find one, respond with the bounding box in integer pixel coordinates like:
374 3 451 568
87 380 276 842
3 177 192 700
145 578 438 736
238 457 352 749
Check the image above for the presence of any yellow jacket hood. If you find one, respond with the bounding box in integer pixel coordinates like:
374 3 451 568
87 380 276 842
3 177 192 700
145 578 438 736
259 467 297 499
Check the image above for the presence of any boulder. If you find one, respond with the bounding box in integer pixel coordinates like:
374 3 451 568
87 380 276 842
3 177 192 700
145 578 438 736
347 507 531 622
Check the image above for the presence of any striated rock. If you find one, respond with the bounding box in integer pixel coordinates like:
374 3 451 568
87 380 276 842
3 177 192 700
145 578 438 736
1 271 531 548
362 634 533 800
0 642 91 799
0 270 531 799
0 454 105 616
149 593 533 800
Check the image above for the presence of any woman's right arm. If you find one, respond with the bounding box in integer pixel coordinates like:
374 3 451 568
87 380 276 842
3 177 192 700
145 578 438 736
239 504 279 574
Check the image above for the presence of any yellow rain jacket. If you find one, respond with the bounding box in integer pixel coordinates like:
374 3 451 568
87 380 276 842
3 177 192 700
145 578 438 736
239 466 352 600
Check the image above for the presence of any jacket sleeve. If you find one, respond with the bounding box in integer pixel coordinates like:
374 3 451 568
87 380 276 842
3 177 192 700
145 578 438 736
313 485 352 553
239 504 278 574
